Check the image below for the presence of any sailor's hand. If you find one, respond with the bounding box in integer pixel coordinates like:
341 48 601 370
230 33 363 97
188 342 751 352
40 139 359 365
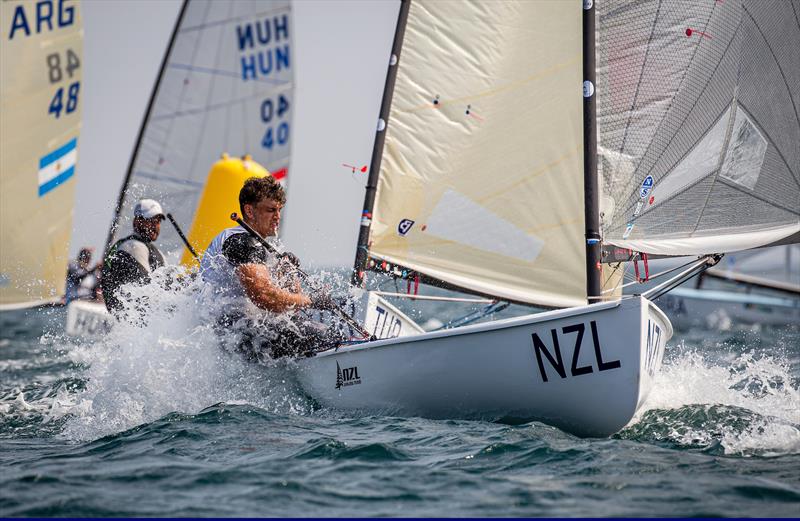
310 291 336 311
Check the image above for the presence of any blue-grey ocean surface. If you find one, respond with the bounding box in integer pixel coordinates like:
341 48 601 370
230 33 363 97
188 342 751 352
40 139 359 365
1 280 799 517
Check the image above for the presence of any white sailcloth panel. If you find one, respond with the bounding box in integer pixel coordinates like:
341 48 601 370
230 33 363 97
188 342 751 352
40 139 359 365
0 1 83 309
597 0 800 255
112 0 293 256
370 0 585 307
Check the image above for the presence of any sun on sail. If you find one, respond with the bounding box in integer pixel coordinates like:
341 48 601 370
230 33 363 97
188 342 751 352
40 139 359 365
105 0 294 262
0 0 84 309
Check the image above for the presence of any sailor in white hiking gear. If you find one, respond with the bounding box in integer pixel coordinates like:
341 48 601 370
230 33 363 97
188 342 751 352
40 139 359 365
200 176 340 360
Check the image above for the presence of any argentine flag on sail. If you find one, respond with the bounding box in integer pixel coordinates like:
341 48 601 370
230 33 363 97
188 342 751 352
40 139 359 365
38 138 77 197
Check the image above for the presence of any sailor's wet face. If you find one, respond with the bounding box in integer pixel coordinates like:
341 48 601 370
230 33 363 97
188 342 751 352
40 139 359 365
134 216 162 242
246 198 282 237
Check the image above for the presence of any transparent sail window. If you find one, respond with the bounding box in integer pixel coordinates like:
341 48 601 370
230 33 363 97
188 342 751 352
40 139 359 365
720 106 767 191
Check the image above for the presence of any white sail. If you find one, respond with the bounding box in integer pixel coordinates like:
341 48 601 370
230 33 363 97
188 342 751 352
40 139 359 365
108 0 294 256
597 0 800 255
0 0 84 309
366 0 586 308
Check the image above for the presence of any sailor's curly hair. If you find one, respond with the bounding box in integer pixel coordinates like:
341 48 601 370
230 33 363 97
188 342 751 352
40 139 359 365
239 175 286 213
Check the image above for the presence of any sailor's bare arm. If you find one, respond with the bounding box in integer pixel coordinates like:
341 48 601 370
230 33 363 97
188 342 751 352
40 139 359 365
237 263 311 312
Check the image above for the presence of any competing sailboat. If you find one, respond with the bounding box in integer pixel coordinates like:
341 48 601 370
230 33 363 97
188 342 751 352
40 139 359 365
0 0 84 309
67 0 295 335
105 0 294 259
294 0 800 437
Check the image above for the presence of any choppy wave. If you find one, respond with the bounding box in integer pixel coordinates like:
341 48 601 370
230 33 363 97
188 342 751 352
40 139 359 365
2 272 800 516
59 270 320 441
623 336 800 457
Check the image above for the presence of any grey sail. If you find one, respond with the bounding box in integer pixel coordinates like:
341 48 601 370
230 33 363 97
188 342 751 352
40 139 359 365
597 0 800 256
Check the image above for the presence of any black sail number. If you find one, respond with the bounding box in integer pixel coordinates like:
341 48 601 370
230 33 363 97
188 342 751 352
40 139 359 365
531 320 621 383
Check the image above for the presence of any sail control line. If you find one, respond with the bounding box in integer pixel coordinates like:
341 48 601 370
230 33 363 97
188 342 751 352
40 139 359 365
642 254 723 301
230 213 376 340
166 213 199 260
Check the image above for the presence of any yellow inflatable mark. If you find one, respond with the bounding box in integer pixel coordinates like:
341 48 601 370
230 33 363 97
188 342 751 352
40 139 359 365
181 153 270 267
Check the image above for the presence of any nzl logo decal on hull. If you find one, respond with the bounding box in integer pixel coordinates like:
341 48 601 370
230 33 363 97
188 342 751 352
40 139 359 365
335 361 362 389
531 320 621 383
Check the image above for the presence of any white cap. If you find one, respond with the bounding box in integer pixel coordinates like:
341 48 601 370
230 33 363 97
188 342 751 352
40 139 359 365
134 199 165 219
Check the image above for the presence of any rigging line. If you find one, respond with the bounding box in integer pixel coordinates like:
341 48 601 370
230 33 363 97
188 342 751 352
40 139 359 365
642 255 721 301
178 5 288 33
601 262 625 295
235 41 243 155
372 291 495 304
238 76 246 158
742 3 800 137
167 63 289 86
432 301 511 332
612 1 725 203
229 1 244 156
186 0 235 186
606 256 710 292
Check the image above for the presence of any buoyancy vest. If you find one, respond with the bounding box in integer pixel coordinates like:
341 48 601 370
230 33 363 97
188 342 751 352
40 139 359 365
101 234 165 312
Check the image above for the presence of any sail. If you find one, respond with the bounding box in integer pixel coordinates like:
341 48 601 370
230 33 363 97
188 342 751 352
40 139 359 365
365 0 586 308
597 0 800 255
0 1 84 309
108 0 294 257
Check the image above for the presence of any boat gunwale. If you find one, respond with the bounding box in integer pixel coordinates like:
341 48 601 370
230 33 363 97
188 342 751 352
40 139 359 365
311 298 634 358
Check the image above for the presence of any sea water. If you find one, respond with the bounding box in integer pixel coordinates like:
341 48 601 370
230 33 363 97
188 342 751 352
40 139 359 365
1 272 798 517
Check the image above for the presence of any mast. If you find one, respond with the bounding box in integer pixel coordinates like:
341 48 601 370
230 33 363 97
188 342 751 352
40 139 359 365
582 0 602 302
351 0 412 286
103 0 189 255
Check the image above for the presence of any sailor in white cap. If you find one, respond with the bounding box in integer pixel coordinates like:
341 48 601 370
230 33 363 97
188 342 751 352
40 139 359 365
101 199 167 314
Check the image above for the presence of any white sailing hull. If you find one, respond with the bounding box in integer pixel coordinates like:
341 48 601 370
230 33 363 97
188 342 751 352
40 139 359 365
65 300 112 338
296 296 671 437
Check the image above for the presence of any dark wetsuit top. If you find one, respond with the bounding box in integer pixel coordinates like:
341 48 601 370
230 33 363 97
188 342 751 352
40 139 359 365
101 234 165 313
221 232 270 269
